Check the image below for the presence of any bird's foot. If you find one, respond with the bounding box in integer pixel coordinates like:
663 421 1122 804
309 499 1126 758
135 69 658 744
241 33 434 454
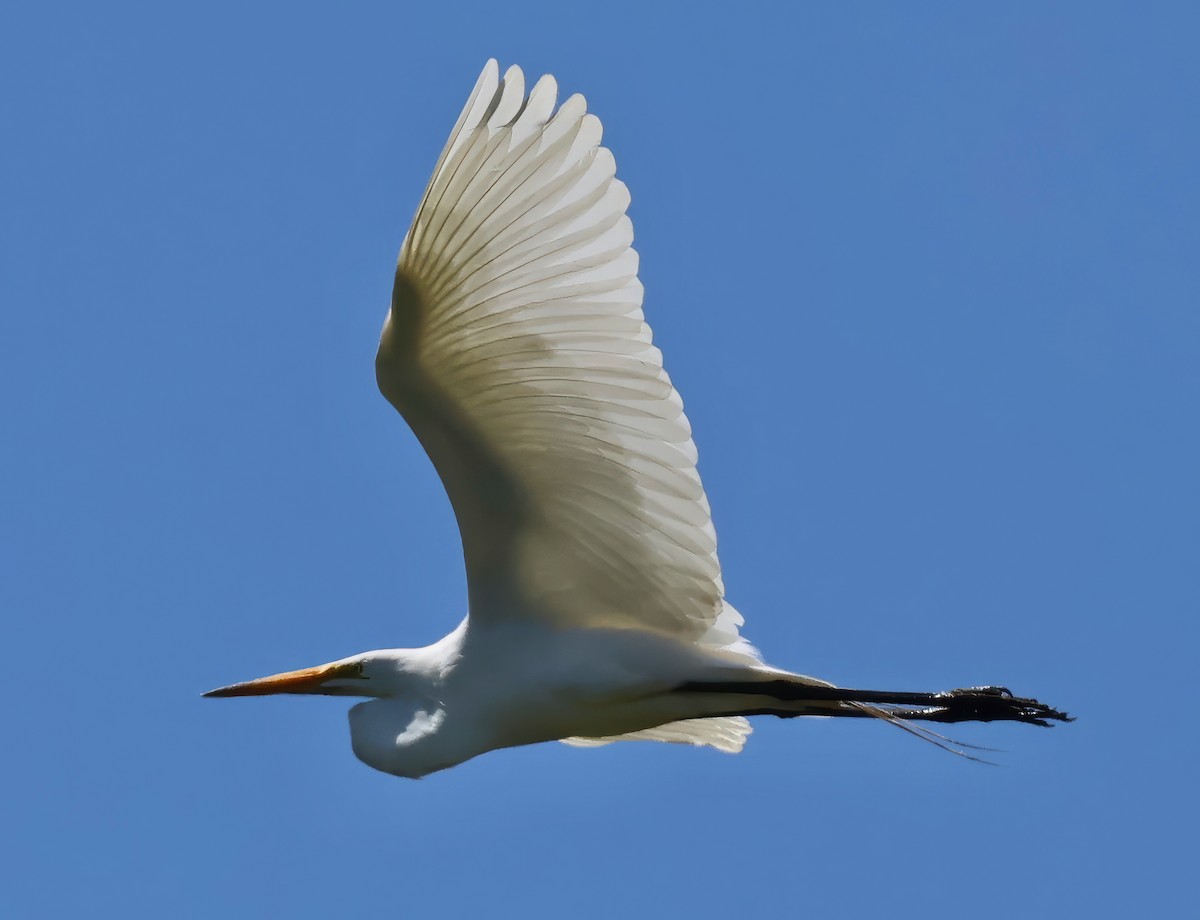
928 685 1074 726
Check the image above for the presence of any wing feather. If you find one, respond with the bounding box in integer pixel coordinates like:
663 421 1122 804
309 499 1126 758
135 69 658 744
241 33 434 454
379 61 757 657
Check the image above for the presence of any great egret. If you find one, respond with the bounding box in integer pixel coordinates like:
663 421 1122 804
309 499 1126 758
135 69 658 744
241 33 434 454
205 61 1070 778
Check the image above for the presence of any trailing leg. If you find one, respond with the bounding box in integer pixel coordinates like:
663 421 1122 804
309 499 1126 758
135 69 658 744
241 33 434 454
675 679 1073 727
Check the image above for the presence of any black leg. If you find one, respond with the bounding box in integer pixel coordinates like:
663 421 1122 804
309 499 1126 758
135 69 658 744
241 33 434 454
676 680 1073 726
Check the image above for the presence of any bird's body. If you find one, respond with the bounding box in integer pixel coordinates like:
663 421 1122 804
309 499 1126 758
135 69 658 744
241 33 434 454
206 61 1069 777
342 619 788 778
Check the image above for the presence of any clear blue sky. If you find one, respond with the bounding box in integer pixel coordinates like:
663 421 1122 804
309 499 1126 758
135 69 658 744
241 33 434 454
3 3 1195 917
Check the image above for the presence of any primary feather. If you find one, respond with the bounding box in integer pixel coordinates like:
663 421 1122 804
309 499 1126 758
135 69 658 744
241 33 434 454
380 60 753 660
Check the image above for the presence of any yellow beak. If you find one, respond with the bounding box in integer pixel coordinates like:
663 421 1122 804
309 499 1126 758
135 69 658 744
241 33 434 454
203 661 362 698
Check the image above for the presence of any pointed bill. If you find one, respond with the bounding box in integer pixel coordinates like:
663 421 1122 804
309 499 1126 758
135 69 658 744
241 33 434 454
203 661 363 697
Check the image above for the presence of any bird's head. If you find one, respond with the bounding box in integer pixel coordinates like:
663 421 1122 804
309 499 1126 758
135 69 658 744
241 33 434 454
203 651 410 699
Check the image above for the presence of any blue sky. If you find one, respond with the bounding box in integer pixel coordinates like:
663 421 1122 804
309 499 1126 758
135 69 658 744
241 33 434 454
3 2 1196 917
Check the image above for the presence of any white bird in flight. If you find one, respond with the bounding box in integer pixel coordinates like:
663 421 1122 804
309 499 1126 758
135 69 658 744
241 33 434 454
206 61 1070 778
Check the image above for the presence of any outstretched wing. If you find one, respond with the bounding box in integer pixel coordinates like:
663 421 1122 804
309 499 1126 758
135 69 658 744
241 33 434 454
379 61 752 656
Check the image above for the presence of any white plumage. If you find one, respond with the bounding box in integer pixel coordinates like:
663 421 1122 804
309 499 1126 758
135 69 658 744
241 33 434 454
393 63 726 643
379 60 766 756
205 61 1070 777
